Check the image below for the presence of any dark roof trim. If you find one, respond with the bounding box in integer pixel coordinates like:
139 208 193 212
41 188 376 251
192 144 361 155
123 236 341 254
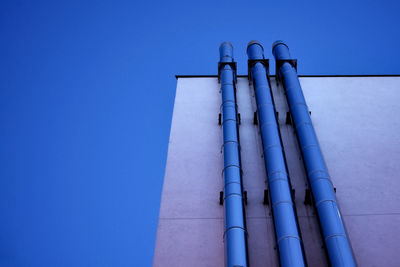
175 74 400 79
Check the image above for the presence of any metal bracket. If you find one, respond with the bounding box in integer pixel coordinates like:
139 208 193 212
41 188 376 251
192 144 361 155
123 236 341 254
253 111 258 125
218 62 237 83
247 59 270 85
218 113 222 125
304 188 312 205
263 189 269 205
285 112 292 125
275 59 297 84
219 191 224 205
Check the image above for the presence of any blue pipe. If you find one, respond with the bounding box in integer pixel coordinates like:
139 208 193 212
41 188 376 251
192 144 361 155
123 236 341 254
247 41 306 267
219 42 248 267
272 41 356 267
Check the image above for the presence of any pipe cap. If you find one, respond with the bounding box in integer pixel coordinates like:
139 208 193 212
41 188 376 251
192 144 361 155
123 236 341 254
247 40 264 53
219 41 233 50
272 40 289 52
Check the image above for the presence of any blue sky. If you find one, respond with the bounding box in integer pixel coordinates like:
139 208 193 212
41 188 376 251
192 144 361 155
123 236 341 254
1 0 399 266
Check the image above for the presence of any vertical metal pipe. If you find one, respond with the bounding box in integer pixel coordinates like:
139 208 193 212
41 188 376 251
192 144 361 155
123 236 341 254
247 41 306 267
272 40 356 267
219 42 248 267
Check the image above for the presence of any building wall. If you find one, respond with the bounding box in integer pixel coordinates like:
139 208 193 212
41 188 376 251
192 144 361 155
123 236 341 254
153 76 400 267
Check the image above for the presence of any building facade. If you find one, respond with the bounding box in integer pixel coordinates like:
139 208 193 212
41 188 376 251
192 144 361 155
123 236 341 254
153 54 400 266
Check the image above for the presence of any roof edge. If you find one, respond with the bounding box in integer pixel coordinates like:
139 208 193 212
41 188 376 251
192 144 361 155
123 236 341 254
175 74 400 79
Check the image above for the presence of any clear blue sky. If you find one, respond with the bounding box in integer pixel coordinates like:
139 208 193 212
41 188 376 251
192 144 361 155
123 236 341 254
1 0 399 266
